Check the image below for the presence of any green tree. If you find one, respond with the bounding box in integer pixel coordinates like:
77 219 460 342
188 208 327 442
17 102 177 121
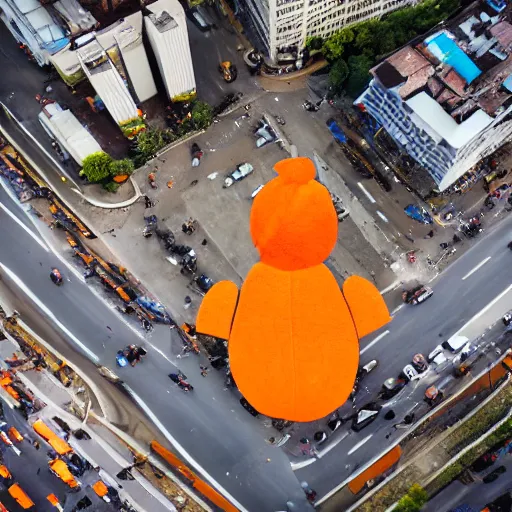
80 152 113 182
345 54 373 97
110 158 134 177
322 27 355 60
191 101 213 130
394 495 421 512
306 36 323 50
394 484 428 512
329 58 349 94
407 484 428 505
134 129 166 166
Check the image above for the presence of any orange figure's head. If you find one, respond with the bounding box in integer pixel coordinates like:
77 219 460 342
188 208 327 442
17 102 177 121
250 157 338 271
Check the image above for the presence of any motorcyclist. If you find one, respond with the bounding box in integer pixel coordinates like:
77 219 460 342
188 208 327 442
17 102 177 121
126 345 146 366
50 268 63 285
168 372 193 391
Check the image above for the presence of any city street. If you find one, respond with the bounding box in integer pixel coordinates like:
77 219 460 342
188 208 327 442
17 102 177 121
1 145 512 509
425 447 512 512
0 183 310 511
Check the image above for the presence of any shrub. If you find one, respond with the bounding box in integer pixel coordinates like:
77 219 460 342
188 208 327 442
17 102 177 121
191 101 213 130
110 158 134 177
80 152 113 182
394 484 428 512
134 129 166 166
102 181 120 193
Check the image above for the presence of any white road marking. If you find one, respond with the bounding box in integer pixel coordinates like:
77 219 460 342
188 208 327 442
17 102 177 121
290 458 317 470
360 330 390 355
462 256 492 281
0 263 99 362
0 201 48 252
347 434 373 455
357 182 376 204
376 210 388 223
124 385 249 512
316 431 350 458
452 283 512 338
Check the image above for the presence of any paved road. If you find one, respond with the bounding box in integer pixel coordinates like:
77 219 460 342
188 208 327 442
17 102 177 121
1 173 512 511
296 211 512 499
0 184 310 511
425 447 512 512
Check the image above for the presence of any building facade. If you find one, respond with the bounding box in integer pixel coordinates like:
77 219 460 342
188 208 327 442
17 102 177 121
356 2 512 192
238 0 417 62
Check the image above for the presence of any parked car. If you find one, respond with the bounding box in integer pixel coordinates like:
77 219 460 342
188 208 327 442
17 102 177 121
326 118 347 144
224 163 254 188
404 204 433 224
402 285 433 305
442 335 470 353
483 465 506 483
186 7 213 31
351 402 381 432
379 377 407 400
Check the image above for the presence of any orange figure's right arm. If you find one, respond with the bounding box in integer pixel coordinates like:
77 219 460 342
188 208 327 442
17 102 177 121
195 281 240 340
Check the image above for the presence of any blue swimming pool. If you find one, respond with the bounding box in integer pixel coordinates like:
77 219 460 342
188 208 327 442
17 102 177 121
426 32 482 84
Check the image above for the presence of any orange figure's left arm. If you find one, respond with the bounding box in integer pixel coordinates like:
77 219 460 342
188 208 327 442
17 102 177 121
342 275 392 339
195 281 240 340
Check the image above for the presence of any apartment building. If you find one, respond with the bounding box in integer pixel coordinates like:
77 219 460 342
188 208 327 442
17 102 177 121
238 0 416 62
356 1 512 192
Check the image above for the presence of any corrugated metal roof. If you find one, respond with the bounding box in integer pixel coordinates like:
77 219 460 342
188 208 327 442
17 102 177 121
144 0 196 100
77 42 139 124
96 12 157 103
39 103 102 166
53 0 97 35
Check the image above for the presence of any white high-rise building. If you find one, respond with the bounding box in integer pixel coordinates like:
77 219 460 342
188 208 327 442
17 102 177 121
239 0 416 62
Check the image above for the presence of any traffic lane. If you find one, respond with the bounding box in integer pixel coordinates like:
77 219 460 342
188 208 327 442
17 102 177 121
0 406 70 511
425 451 512 512
0 208 307 510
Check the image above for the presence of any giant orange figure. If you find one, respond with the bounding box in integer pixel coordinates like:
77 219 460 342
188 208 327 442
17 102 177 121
196 157 391 421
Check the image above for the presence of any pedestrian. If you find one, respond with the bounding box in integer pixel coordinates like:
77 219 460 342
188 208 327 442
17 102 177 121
200 365 208 377
299 437 312 456
143 195 153 209
301 481 317 503
33 440 40 450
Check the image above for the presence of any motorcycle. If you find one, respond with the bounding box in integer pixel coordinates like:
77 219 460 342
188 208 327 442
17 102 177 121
302 100 319 112
219 61 238 83
117 345 147 367
189 273 214 296
180 250 198 275
143 215 158 238
156 227 176 252
148 172 157 189
178 323 200 355
169 372 194 391
350 359 378 404
50 268 63 285
191 143 203 167
274 115 286 126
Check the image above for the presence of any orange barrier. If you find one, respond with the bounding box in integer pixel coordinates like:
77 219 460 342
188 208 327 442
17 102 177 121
49 459 79 488
32 419 72 455
92 480 108 497
151 441 239 512
348 446 402 494
8 483 34 509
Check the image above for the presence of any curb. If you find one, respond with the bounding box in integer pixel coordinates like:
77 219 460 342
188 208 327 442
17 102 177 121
71 176 142 209
90 412 214 512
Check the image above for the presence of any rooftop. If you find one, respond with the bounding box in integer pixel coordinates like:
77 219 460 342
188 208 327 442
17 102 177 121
371 0 512 141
